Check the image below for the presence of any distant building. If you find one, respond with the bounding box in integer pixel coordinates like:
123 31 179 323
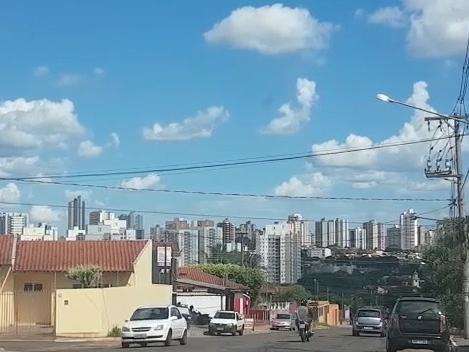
0 213 28 236
217 218 235 246
22 223 58 241
400 209 418 250
387 225 401 250
257 221 301 284
120 212 144 239
417 225 435 247
67 195 85 230
363 220 380 250
349 228 366 249
288 214 311 247
304 247 332 259
335 218 349 248
66 226 86 241
315 218 336 247
192 220 222 264
377 223 386 250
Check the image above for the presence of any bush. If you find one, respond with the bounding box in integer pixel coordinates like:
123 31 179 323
107 326 122 337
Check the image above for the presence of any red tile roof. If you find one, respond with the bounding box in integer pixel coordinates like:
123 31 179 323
177 266 247 290
14 240 148 272
0 236 13 266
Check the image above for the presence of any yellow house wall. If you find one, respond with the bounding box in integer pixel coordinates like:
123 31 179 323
55 284 172 337
0 266 14 329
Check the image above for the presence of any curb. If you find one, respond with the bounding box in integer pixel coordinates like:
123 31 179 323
54 337 120 343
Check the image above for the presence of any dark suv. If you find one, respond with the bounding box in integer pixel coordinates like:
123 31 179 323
386 297 450 352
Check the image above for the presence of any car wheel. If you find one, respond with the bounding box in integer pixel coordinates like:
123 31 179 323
380 332 386 338
436 344 450 352
386 338 397 352
239 326 244 336
352 329 357 336
180 329 188 345
121 342 129 348
164 329 172 346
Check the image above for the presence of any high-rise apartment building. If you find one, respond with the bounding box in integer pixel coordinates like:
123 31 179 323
377 223 386 250
400 209 418 250
387 225 401 249
217 218 235 246
288 214 310 247
257 221 301 284
120 212 144 239
68 195 85 230
349 228 366 249
335 218 349 248
363 220 379 250
0 213 28 236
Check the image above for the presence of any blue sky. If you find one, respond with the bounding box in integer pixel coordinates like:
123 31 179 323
0 0 468 231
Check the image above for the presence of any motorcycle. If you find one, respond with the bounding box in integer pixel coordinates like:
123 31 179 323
297 320 313 342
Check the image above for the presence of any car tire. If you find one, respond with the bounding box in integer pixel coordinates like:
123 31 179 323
121 342 129 349
352 329 357 336
164 329 172 346
180 329 188 345
239 326 244 336
386 338 397 352
380 332 386 338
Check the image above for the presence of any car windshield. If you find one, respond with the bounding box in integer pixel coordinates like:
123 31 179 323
358 310 380 318
214 312 235 319
130 308 169 321
277 314 291 319
396 301 440 315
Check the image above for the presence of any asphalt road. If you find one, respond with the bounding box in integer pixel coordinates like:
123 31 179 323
0 327 434 352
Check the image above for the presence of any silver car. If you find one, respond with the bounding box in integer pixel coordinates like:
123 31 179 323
352 308 385 337
271 312 294 331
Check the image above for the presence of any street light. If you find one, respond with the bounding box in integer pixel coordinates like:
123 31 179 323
376 93 452 119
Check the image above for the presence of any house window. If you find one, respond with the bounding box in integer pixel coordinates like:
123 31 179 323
23 283 43 292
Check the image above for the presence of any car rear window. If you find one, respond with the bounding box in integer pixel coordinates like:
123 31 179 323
396 301 440 315
276 314 291 319
214 312 235 319
358 310 380 318
131 308 169 321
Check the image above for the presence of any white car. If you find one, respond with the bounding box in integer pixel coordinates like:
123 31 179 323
121 305 188 348
208 311 245 336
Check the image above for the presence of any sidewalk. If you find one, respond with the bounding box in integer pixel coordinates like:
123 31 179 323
452 336 469 351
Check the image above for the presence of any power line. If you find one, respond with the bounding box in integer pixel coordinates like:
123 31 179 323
11 134 458 180
1 177 450 202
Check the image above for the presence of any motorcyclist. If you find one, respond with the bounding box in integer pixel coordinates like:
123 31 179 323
296 300 314 340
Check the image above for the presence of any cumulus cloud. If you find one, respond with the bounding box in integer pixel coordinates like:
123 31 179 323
0 98 84 152
0 183 20 203
204 4 337 55
108 132 120 148
143 106 229 141
312 81 439 170
368 6 406 28
34 66 50 77
262 78 318 135
275 172 331 196
30 205 60 223
368 1 469 58
77 140 103 158
121 173 161 190
0 156 40 177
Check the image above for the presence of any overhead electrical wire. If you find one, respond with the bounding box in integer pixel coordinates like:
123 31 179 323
9 134 460 181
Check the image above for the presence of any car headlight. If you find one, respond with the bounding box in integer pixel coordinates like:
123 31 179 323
153 325 165 331
122 326 130 332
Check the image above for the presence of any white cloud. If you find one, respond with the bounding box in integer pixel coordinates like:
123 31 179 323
108 132 120 148
0 183 20 203
93 67 105 77
275 172 331 196
369 1 469 58
30 205 60 223
262 78 318 135
121 173 161 190
57 73 82 87
77 140 103 158
34 66 50 77
368 6 406 28
312 81 440 170
0 156 40 177
143 106 229 141
204 4 337 55
0 98 85 152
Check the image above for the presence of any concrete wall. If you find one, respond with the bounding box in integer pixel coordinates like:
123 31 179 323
55 284 172 337
176 293 225 317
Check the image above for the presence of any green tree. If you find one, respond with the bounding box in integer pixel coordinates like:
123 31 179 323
272 285 311 302
197 263 265 302
421 219 465 328
66 265 102 288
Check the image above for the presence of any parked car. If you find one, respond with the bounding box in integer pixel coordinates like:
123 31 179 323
208 310 245 336
177 306 192 328
121 305 188 348
386 297 450 352
352 307 386 337
271 312 294 330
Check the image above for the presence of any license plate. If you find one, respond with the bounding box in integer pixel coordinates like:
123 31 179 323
216 327 224 331
411 339 428 345
364 327 373 330
299 323 306 329
134 333 146 339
